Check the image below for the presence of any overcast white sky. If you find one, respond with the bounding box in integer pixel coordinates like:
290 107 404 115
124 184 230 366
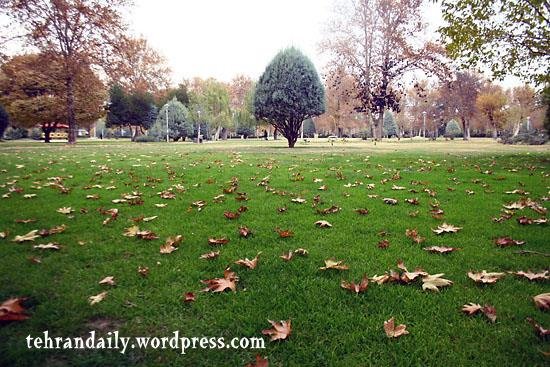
128 0 448 84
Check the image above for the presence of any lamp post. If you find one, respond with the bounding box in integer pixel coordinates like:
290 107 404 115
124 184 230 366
165 102 169 143
422 111 427 138
196 109 201 144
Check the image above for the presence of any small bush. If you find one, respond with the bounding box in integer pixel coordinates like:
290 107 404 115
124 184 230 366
500 131 548 145
29 128 43 140
3 126 28 140
135 135 157 143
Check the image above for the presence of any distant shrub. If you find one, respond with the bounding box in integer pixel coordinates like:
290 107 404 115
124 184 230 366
29 128 43 140
3 126 28 140
135 135 157 143
445 119 462 139
500 131 548 145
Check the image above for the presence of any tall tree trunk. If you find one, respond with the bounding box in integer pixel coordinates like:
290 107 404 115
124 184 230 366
220 127 228 140
43 127 52 143
461 117 470 140
512 122 521 137
273 128 278 140
213 126 222 140
66 75 77 144
373 109 384 140
492 123 498 139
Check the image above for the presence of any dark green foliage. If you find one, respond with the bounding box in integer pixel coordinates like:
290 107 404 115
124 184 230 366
134 135 157 143
151 97 192 141
3 126 28 140
439 0 549 84
127 91 156 130
158 83 190 107
303 118 316 137
382 111 397 137
0 104 8 138
29 128 42 140
106 84 128 128
254 47 325 147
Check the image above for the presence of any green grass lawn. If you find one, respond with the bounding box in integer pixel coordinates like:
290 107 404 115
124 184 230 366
0 139 549 366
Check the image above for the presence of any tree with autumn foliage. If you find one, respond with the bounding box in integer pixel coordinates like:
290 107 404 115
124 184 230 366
321 0 447 140
254 47 325 148
438 72 481 140
0 0 165 144
476 84 508 139
0 53 105 142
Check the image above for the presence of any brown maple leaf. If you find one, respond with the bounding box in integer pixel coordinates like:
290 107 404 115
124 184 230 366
432 223 462 235
508 270 549 281
239 226 252 238
405 198 419 205
534 293 550 310
280 251 294 261
494 236 525 247
468 270 505 284
262 319 291 341
319 259 349 271
527 317 550 339
354 208 369 215
138 266 149 277
317 205 341 215
200 251 220 260
383 198 398 205
314 220 332 228
201 268 238 293
275 228 294 238
88 291 108 305
245 355 269 367
183 292 196 303
294 248 309 256
378 239 390 249
0 297 30 322
383 317 409 338
99 276 116 286
423 246 460 254
208 237 230 246
235 252 261 269
341 276 369 294
422 273 453 291
224 211 240 220
13 230 40 243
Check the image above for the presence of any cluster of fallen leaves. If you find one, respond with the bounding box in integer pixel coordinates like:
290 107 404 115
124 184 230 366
2 150 549 365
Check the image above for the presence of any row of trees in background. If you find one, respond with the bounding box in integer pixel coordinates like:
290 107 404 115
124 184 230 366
0 0 548 145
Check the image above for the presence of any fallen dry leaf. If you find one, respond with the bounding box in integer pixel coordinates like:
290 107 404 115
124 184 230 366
534 293 550 310
0 297 30 322
235 252 261 269
138 266 149 277
200 251 220 260
423 246 460 254
508 270 549 281
294 248 309 256
383 317 409 338
208 237 230 246
275 228 294 238
354 208 369 215
88 291 108 305
201 268 238 293
422 273 453 291
383 198 398 205
13 230 40 243
314 220 332 228
239 226 252 238
432 223 462 235
462 303 497 323
527 317 550 339
468 270 505 284
99 276 116 286
57 207 73 214
245 355 269 367
33 243 61 250
224 211 240 220
494 236 525 247
320 259 349 271
183 292 196 303
341 276 369 294
280 251 294 261
262 319 291 341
